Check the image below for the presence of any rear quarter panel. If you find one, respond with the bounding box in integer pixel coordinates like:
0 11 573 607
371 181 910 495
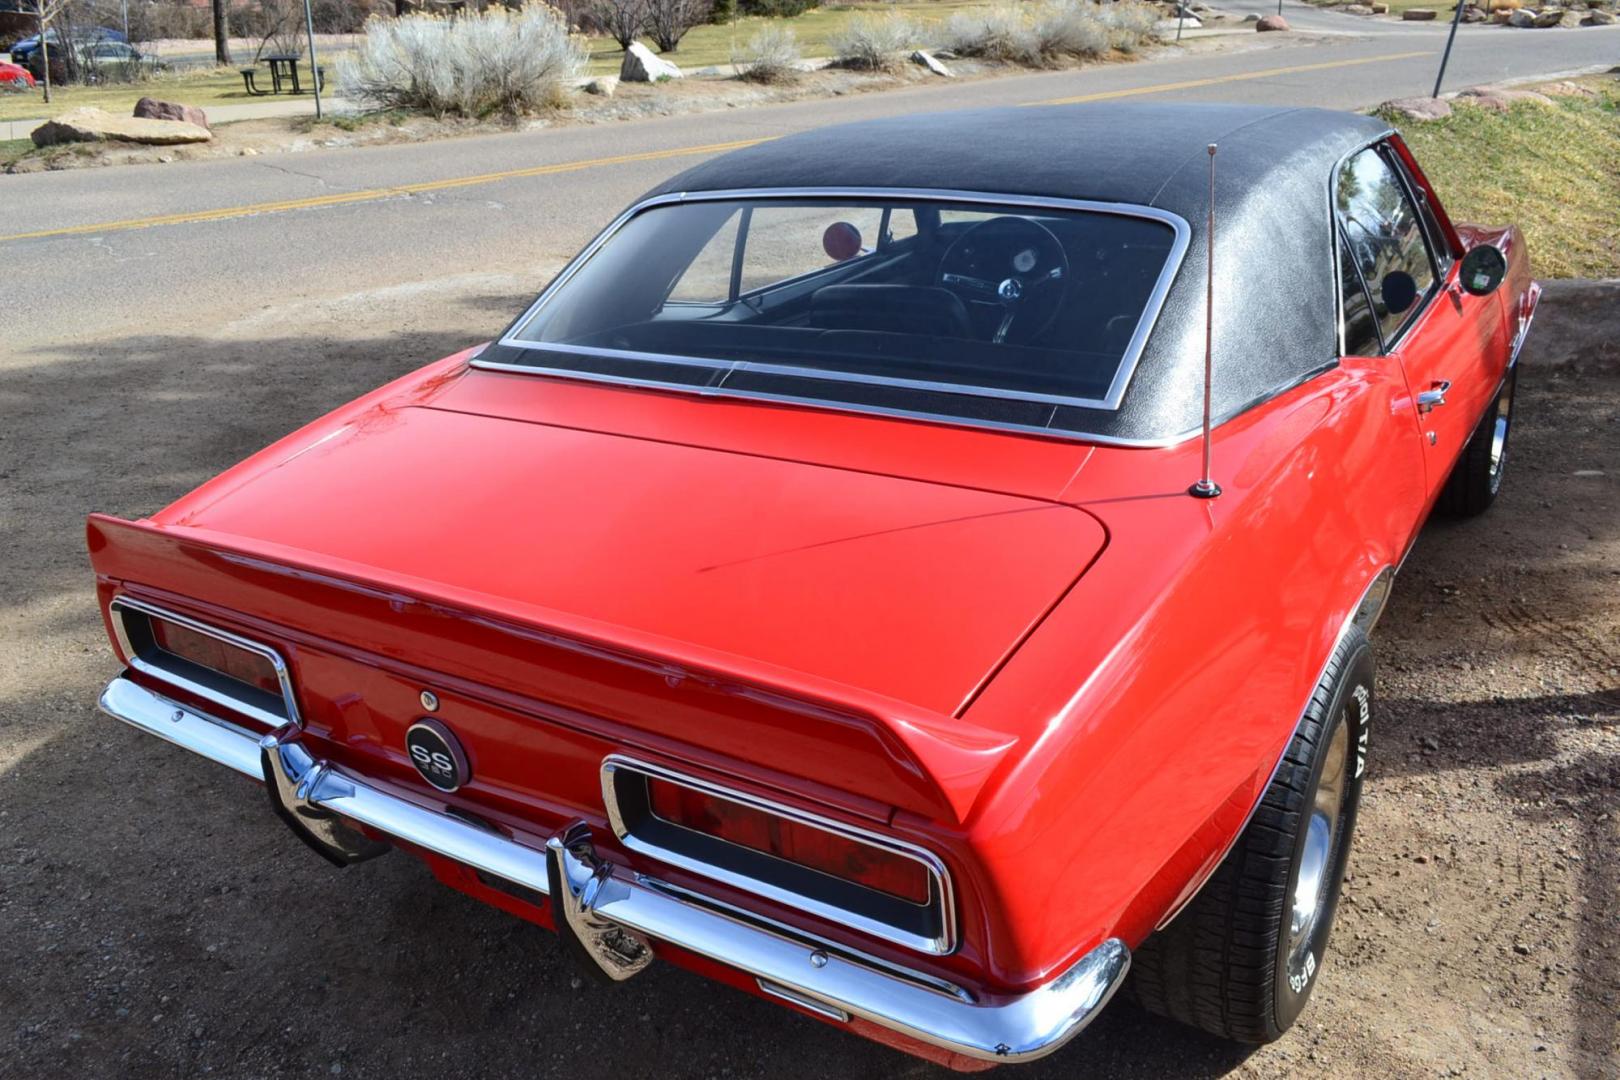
953 356 1426 988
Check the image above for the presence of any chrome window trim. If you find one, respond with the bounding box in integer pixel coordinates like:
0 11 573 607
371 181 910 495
484 186 1192 416
600 754 958 956
109 595 300 730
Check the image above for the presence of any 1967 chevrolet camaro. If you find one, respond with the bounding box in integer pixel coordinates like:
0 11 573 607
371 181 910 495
88 104 1537 1068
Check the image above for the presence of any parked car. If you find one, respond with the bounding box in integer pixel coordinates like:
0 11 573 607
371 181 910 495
0 59 34 88
8 24 124 60
88 103 1536 1068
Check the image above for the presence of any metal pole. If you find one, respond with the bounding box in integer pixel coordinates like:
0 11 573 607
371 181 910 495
302 0 322 119
1432 0 1466 97
1177 2 1185 41
1277 0 1283 18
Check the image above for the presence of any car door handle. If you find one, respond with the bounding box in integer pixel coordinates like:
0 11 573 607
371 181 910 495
1416 380 1451 413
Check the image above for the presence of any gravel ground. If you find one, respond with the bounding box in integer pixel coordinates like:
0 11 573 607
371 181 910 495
0 278 1615 1080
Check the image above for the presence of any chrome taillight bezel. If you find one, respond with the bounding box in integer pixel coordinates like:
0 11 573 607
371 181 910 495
601 755 956 955
109 595 300 730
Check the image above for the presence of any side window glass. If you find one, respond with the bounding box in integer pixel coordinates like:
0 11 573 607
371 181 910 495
1391 153 1454 276
1334 147 1437 346
1338 234 1381 357
667 209 741 303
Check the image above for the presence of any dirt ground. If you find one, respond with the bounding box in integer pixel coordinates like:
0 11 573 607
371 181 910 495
0 277 1616 1079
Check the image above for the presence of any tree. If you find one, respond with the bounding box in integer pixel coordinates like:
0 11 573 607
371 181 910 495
591 0 645 48
30 0 70 104
211 0 232 65
643 0 707 51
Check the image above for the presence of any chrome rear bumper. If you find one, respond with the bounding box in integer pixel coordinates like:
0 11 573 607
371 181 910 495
99 674 1129 1064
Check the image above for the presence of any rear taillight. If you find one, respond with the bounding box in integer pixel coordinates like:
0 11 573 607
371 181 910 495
108 596 296 729
603 758 953 954
149 616 283 697
647 777 931 904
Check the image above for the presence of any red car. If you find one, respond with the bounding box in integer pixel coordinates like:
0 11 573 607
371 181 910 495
0 61 37 89
89 104 1536 1067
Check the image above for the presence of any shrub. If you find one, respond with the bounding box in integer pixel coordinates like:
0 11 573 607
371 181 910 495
733 23 799 82
944 0 1155 67
591 0 646 48
830 12 915 71
644 0 711 50
709 0 736 22
338 4 587 119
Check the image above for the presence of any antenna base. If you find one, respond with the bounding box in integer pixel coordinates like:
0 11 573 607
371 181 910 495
1189 480 1222 499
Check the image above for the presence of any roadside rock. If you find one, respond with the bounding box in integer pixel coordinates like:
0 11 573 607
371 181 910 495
1532 7 1566 24
1457 86 1554 110
910 50 952 77
1255 13 1289 28
30 107 212 148
582 75 618 96
1344 4 1374 13
1241 10 1260 19
1402 7 1438 17
1383 95 1452 120
1370 2 1390 10
132 97 209 130
1507 7 1537 22
1557 6 1585 22
620 41 681 82
1583 8 1616 21
1461 4 1487 19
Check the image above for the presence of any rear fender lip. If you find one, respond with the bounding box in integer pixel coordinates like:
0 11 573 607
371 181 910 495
99 672 1132 1063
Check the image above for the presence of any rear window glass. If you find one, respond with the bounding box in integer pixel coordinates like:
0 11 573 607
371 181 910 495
501 197 1184 418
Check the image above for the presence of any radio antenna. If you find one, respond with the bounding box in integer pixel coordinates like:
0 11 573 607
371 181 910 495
1190 142 1222 500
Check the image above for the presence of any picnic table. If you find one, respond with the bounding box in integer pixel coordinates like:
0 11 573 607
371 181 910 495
238 54 324 97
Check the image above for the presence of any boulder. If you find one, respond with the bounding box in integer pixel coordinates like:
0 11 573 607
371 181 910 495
1382 96 1452 120
1583 7 1617 19
1507 7 1537 22
132 97 209 130
1461 4 1487 18
1557 6 1584 19
1343 4 1374 13
910 49 953 77
1370 2 1390 10
1255 13 1289 28
1242 11 1261 19
1457 86 1554 110
30 107 211 148
1402 7 1438 17
1492 9 1515 20
1532 7 1566 23
583 75 618 96
620 41 681 82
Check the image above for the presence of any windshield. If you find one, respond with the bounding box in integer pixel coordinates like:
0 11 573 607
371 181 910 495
496 196 1184 425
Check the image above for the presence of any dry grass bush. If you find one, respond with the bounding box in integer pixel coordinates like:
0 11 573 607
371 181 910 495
945 0 1157 67
338 4 587 119
734 24 801 82
830 12 917 71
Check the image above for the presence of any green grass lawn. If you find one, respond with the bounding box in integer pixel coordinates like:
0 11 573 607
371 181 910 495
0 66 265 124
1382 77 1620 278
1 136 34 166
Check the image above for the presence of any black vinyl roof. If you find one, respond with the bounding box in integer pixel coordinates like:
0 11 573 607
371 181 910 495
644 103 1393 443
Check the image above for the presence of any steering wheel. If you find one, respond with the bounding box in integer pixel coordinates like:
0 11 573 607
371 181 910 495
938 216 1069 344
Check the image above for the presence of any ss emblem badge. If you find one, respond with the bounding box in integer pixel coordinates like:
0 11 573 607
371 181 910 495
405 717 470 793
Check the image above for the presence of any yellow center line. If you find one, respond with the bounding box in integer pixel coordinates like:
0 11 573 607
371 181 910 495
1031 49 1435 106
0 137 773 244
5 48 1436 244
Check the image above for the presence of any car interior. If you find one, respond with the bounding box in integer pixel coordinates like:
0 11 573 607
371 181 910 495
512 199 1179 408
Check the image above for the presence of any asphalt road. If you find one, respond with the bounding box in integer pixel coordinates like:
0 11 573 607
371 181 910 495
3 15 1617 349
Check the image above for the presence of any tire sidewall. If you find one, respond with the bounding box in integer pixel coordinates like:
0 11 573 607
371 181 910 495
1272 642 1373 1029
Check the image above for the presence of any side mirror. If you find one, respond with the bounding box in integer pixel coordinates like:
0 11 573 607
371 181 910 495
1381 270 1418 315
1458 243 1507 296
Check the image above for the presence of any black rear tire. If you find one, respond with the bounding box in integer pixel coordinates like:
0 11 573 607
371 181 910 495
1130 626 1373 1044
1438 368 1515 518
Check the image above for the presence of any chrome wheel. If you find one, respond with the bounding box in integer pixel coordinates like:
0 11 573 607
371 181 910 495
1488 376 1513 495
1284 714 1350 993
